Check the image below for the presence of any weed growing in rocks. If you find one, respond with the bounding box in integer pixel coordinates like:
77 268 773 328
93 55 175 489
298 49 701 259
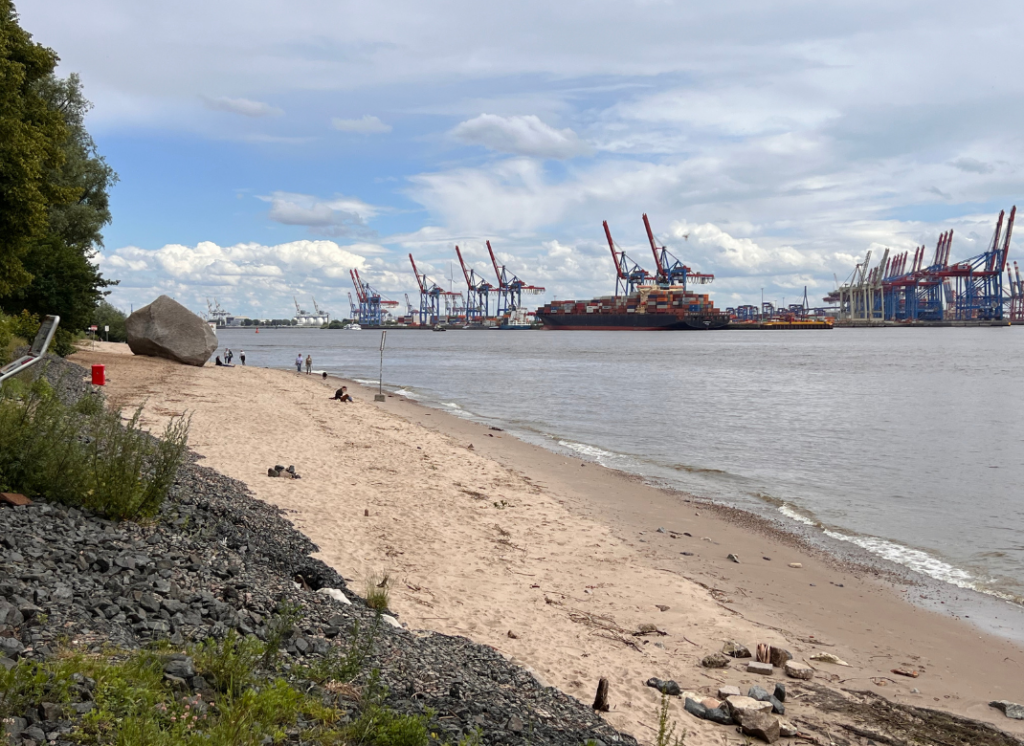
365 573 390 613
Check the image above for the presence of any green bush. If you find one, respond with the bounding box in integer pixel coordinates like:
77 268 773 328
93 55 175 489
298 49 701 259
0 376 190 520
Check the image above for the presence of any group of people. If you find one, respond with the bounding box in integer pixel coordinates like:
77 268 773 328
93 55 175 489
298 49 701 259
215 348 245 367
292 352 352 402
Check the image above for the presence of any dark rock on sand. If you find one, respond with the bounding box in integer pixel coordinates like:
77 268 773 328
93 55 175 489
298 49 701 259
645 678 680 696
990 700 1024 720
126 295 217 366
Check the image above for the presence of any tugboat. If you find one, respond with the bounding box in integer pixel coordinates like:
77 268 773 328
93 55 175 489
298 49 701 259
536 215 730 331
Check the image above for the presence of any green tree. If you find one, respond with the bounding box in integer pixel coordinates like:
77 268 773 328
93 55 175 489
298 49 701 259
0 0 76 296
91 300 127 342
2 71 118 332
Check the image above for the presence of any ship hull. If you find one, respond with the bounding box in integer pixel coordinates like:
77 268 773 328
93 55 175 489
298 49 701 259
537 312 730 331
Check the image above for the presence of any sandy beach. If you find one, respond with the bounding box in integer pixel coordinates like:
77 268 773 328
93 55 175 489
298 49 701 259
70 342 1024 744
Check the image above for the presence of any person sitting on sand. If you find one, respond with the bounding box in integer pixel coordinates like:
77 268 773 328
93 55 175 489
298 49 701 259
322 371 327 382
215 355 224 366
330 386 353 402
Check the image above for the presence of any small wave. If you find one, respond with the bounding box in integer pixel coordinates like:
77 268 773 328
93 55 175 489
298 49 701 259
441 401 462 410
777 504 818 527
394 388 416 398
671 463 729 476
823 530 975 589
557 439 616 463
354 378 379 386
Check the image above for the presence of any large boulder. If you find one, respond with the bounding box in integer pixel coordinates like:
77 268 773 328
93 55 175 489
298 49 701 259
126 296 217 366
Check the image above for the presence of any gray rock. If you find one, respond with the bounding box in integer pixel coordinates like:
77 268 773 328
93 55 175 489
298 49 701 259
747 661 773 675
683 698 706 719
722 640 751 658
126 295 218 367
0 636 25 658
701 652 730 668
645 678 680 696
769 646 792 667
740 710 780 743
163 657 195 678
24 725 47 742
748 685 785 715
784 660 813 680
701 706 734 725
727 553 741 563
718 685 741 699
773 682 786 702
990 700 1024 720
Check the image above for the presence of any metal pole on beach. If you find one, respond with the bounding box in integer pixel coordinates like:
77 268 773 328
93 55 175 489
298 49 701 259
375 330 387 402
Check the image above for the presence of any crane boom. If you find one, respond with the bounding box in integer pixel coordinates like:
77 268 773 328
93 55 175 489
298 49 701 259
642 213 662 281
486 241 505 288
455 246 474 287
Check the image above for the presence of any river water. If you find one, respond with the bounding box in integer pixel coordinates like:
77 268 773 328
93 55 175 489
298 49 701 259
216 326 1024 611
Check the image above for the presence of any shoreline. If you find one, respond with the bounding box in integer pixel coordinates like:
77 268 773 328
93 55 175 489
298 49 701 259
70 343 1024 742
348 366 1024 644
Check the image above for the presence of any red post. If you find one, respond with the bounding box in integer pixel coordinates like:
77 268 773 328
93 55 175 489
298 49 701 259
91 364 105 386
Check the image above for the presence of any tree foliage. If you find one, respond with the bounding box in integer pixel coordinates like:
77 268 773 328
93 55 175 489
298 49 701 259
0 3 119 344
0 0 75 296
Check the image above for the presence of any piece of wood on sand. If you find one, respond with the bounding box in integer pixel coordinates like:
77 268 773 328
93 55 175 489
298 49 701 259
592 677 610 712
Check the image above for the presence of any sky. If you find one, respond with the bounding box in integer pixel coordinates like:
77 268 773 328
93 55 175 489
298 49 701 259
20 0 1024 319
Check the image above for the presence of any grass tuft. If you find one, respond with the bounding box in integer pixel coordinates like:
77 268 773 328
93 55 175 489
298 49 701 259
364 572 391 613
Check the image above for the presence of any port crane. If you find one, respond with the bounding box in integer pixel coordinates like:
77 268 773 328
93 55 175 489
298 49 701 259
455 245 495 321
486 240 545 317
312 296 330 323
603 220 653 297
349 269 398 326
347 292 358 321
643 214 714 288
409 254 459 326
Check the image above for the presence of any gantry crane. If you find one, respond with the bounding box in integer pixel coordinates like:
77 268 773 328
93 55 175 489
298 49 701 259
455 245 495 322
409 254 459 326
350 269 398 326
486 240 545 317
642 214 714 288
603 220 653 297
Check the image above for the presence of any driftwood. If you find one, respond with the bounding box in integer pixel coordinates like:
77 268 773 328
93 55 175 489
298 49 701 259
592 677 610 712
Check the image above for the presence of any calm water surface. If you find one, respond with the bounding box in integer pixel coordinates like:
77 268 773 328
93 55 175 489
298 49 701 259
217 327 1024 606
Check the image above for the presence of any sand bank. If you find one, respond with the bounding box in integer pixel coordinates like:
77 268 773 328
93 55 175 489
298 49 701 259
70 344 1024 743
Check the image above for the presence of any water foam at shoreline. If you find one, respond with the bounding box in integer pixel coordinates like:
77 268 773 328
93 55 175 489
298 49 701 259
822 529 976 589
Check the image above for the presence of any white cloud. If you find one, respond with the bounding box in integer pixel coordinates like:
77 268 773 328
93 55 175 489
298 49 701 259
97 239 383 318
259 192 380 235
668 221 820 273
201 96 283 117
331 115 392 133
452 114 591 159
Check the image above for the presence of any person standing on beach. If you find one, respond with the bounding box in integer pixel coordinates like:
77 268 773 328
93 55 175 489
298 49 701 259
240 350 246 366
305 354 312 374
295 353 303 373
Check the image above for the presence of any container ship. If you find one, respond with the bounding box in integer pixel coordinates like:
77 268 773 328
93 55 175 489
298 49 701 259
536 214 731 331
